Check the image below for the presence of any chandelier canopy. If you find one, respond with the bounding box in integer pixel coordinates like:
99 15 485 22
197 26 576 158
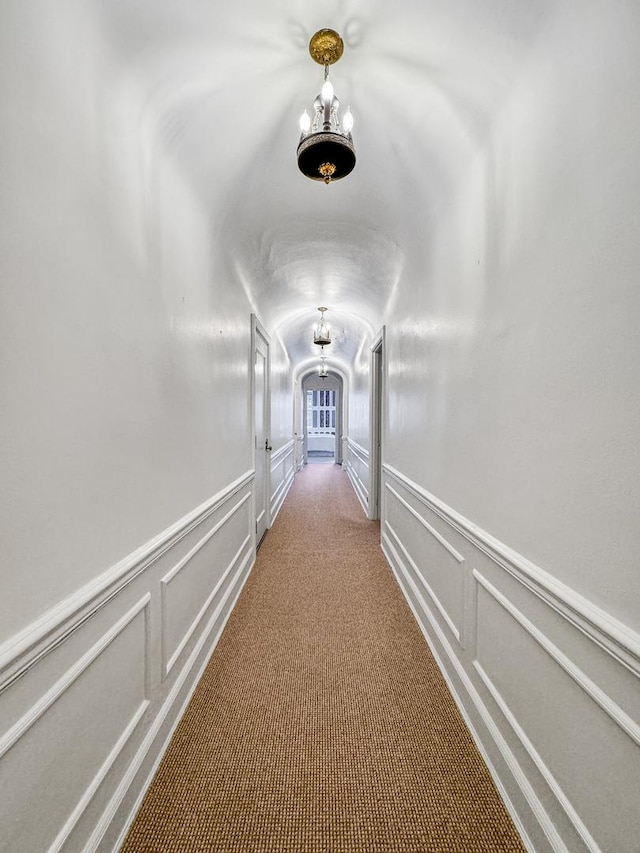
297 29 355 185
313 307 331 346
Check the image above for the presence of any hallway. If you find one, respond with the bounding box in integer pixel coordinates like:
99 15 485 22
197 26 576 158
121 465 524 853
2 1 640 851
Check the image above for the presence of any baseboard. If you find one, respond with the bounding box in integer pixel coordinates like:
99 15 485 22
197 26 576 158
0 472 256 853
270 440 295 525
345 437 370 516
381 464 640 853
96 548 254 853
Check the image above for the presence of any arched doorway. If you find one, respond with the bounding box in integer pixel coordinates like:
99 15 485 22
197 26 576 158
297 370 345 467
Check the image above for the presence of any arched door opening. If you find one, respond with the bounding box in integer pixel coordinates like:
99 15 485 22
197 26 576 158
300 371 344 467
306 385 337 463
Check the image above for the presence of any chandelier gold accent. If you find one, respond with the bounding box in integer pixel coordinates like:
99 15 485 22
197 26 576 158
309 29 344 66
297 29 355 184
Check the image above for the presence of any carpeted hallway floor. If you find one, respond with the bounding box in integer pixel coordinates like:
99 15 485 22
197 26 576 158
122 464 526 853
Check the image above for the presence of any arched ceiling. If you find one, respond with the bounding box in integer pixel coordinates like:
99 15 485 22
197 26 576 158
93 0 552 372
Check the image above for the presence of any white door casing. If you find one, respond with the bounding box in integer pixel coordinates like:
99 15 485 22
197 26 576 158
370 328 385 520
252 316 271 545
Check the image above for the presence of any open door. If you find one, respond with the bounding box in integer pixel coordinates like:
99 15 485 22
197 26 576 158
252 316 271 546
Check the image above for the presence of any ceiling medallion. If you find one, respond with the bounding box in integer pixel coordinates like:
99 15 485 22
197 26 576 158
308 29 344 66
297 29 355 185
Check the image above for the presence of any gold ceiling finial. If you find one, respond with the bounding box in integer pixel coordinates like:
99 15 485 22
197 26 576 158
309 29 344 66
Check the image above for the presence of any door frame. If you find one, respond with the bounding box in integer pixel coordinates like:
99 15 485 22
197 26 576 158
301 372 343 465
251 314 271 546
369 327 385 520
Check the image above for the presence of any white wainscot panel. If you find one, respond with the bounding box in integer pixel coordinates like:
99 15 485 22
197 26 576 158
383 480 465 644
0 598 149 853
270 439 295 524
381 464 640 853
161 492 252 678
345 438 369 516
474 574 640 853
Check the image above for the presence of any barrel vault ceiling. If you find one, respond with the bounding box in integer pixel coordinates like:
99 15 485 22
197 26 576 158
92 0 551 372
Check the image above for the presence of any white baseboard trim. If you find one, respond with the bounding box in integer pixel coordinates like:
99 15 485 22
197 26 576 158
382 464 640 853
91 547 255 853
382 532 551 853
269 439 295 525
345 460 369 517
162 532 251 678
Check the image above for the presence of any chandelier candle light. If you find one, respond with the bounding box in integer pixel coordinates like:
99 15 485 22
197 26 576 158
297 29 355 184
314 307 331 346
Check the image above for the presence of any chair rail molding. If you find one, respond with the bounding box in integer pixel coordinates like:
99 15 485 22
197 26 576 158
270 438 296 525
381 463 640 853
0 470 256 853
345 436 370 516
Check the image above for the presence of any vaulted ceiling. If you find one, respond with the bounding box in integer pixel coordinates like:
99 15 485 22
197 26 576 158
92 0 552 372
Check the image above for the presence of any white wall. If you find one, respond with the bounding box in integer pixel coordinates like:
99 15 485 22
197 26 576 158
382 4 640 851
0 3 258 850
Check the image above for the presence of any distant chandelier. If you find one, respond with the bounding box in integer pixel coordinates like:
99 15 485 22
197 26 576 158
319 356 328 379
313 307 331 346
297 29 355 185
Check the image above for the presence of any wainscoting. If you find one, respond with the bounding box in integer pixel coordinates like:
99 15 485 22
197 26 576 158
381 464 640 853
270 439 296 526
0 471 255 853
344 437 370 516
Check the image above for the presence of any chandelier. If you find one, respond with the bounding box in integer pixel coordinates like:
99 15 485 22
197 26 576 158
313 307 331 346
319 356 328 379
297 29 355 185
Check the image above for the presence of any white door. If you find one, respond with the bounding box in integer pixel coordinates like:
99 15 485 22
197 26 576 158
253 321 270 544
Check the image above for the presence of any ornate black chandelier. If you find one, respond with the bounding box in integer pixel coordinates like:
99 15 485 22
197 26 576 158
297 29 355 185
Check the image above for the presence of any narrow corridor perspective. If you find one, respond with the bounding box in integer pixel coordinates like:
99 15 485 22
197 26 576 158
2 2 639 851
121 464 525 853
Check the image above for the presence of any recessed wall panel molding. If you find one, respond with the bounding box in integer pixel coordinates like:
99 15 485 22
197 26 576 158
160 491 253 678
345 437 370 515
0 471 256 853
384 480 465 644
381 464 640 853
474 571 640 853
0 470 255 692
270 438 296 524
0 597 150 853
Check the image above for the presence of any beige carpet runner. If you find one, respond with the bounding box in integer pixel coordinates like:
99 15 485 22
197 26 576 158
122 464 525 852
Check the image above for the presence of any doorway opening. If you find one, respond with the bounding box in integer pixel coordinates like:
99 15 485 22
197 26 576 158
306 387 337 463
301 371 343 466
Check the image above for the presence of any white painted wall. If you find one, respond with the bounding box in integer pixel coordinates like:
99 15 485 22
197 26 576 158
0 4 267 850
0 2 254 643
382 4 640 851
2 2 639 852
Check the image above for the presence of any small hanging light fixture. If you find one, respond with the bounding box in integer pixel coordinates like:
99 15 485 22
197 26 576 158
313 307 331 346
297 29 355 184
319 356 328 379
